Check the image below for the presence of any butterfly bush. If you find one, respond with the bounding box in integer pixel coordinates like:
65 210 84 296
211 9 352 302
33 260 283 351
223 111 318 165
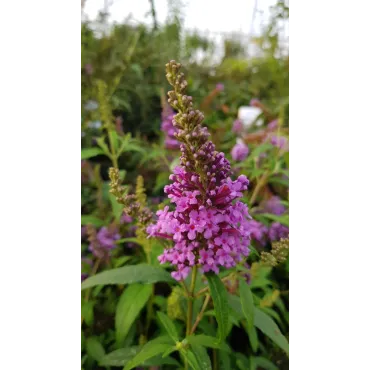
231 140 249 161
262 196 286 216
247 196 288 246
161 105 180 149
88 225 120 259
147 61 252 281
271 135 288 150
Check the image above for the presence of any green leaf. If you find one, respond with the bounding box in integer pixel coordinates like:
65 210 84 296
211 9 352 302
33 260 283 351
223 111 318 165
250 278 272 289
246 324 259 353
227 294 244 321
123 341 173 370
81 300 94 326
250 143 275 158
81 148 105 160
142 355 179 367
100 345 179 367
157 311 179 343
239 279 255 330
85 337 105 362
109 130 119 152
81 264 174 290
109 193 123 223
99 346 140 366
116 237 142 246
205 273 229 341
219 349 232 370
113 256 131 268
235 353 249 370
260 307 283 325
81 215 105 227
260 213 289 226
186 334 230 351
116 284 152 345
181 349 201 370
192 345 212 370
253 356 279 370
254 307 289 355
162 346 177 358
96 137 111 156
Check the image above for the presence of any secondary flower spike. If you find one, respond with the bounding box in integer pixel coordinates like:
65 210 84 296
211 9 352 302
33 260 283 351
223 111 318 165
147 61 252 280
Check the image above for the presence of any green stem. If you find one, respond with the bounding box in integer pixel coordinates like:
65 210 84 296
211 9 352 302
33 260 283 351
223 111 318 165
213 348 218 370
145 286 154 338
249 171 269 206
190 294 210 335
184 266 198 370
82 258 101 325
186 267 198 336
108 129 118 168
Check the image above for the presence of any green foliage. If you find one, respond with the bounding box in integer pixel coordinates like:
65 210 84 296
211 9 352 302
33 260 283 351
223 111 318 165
239 278 255 330
254 307 289 355
115 284 152 345
157 311 180 343
81 264 173 290
205 273 229 341
123 340 174 370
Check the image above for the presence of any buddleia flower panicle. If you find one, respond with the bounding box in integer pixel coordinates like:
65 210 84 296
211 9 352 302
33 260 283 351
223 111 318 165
161 104 180 149
146 61 252 281
109 169 154 255
86 223 120 261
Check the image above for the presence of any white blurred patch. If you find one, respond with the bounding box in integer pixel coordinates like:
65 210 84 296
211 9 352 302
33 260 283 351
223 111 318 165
237 106 263 129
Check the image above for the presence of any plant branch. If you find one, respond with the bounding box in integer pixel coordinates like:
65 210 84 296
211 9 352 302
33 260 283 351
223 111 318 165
190 294 211 335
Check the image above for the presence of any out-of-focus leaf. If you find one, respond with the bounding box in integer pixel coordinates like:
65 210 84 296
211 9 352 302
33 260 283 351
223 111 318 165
86 337 105 362
253 356 279 370
186 334 230 351
81 215 105 227
235 352 249 370
205 273 229 341
96 137 111 156
180 349 201 370
260 213 289 226
113 256 131 268
81 148 105 160
99 347 140 366
81 264 174 290
254 307 289 355
123 341 173 370
239 279 255 330
116 284 152 345
192 345 212 370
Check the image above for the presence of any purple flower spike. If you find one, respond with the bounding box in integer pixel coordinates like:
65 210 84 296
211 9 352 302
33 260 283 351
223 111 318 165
161 106 180 149
262 196 286 216
231 141 249 161
147 61 253 280
271 135 288 151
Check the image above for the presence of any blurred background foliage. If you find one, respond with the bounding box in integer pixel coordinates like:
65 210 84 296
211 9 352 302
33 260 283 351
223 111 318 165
82 0 288 140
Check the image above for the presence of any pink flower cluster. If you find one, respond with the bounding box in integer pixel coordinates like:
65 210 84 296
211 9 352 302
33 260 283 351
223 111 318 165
147 162 252 280
161 106 180 149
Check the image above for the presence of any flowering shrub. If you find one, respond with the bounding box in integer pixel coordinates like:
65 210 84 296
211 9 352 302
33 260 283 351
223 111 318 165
81 3 289 365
